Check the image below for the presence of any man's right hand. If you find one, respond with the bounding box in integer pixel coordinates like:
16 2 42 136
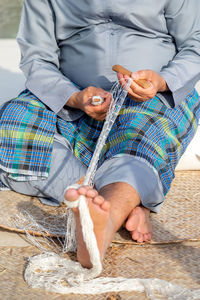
66 86 112 121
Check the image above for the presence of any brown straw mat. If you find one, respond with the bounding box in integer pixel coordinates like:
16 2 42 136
0 170 200 243
0 242 200 299
0 171 200 299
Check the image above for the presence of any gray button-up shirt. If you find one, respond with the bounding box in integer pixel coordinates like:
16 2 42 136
17 0 200 120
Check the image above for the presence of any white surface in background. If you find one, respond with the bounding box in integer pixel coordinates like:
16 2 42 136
0 39 199 170
0 39 25 105
176 126 200 170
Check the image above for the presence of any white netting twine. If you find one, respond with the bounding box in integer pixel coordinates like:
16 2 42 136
22 79 200 299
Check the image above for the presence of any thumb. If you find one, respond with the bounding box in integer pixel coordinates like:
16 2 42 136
131 72 140 80
131 70 149 80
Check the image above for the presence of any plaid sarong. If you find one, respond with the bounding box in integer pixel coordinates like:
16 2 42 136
0 88 200 195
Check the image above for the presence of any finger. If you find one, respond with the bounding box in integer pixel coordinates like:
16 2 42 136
128 89 148 102
87 109 107 121
131 70 151 81
116 76 147 101
102 93 112 107
117 75 131 90
94 88 111 100
131 71 158 93
91 93 112 113
117 72 124 82
130 80 154 95
93 113 107 121
129 83 157 101
84 106 107 120
86 87 109 104
118 71 156 100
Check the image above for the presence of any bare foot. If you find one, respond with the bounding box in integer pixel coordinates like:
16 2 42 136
125 206 152 243
65 186 111 268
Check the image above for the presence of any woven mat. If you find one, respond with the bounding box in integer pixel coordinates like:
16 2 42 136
0 242 200 299
0 171 200 299
0 171 200 243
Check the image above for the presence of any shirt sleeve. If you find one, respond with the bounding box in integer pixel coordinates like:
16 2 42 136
17 0 80 113
160 0 200 106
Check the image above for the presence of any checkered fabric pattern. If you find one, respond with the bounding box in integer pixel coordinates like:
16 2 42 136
0 90 56 186
0 89 200 195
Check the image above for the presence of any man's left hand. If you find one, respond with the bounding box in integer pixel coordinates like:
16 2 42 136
117 69 169 102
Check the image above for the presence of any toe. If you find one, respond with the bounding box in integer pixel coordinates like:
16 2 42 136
101 200 110 212
143 233 150 242
86 188 98 198
147 233 152 241
125 212 139 231
131 230 139 241
65 188 79 201
93 195 104 205
137 233 144 243
78 185 90 195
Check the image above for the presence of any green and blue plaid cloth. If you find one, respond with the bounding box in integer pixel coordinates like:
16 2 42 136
0 88 200 195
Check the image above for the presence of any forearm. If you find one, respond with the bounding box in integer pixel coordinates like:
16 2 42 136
17 0 79 114
23 60 80 113
160 0 200 105
160 50 200 105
